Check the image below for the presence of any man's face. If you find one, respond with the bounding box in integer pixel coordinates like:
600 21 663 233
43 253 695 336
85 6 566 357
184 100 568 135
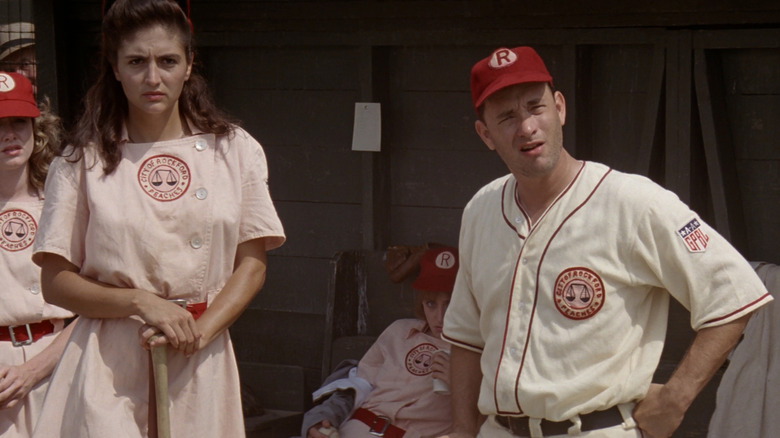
475 82 566 180
0 46 37 95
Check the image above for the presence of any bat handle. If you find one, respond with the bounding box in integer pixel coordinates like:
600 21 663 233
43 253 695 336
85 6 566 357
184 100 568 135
150 337 171 438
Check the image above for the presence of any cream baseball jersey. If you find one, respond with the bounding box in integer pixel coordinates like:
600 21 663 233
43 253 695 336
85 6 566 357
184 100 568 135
442 161 771 422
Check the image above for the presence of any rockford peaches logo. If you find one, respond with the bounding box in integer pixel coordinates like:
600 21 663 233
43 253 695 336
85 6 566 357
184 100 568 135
0 209 37 251
137 155 190 201
553 267 605 320
405 343 438 376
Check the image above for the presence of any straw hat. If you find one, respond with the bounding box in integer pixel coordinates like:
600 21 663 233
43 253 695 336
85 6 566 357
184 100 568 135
0 22 35 61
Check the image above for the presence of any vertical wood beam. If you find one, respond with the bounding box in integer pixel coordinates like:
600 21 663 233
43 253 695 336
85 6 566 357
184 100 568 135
32 0 58 108
560 44 577 157
358 45 376 251
358 45 390 251
665 31 693 203
637 46 666 176
693 49 747 249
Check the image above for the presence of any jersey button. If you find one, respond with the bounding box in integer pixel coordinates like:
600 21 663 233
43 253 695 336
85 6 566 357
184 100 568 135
190 237 203 249
195 188 208 200
194 139 207 151
29 283 41 295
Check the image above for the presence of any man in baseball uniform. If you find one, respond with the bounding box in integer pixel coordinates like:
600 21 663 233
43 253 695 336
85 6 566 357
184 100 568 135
441 46 772 438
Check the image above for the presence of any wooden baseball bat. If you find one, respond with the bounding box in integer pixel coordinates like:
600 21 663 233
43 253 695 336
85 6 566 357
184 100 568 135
150 337 171 438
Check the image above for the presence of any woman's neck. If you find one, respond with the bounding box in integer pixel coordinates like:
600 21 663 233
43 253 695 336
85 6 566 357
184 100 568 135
126 105 187 143
0 167 38 202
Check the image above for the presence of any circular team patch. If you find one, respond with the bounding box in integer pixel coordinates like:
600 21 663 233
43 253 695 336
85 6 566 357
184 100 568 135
405 343 438 376
137 155 191 201
0 209 37 252
553 267 605 320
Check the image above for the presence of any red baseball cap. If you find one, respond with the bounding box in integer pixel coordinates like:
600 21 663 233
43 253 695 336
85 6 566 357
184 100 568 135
470 46 553 112
412 246 459 293
0 71 39 118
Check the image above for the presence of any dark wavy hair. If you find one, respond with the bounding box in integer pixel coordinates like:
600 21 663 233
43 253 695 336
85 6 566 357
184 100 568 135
67 0 234 174
29 97 63 196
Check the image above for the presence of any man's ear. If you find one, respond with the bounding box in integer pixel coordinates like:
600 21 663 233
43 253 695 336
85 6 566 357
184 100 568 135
554 90 566 127
475 119 496 151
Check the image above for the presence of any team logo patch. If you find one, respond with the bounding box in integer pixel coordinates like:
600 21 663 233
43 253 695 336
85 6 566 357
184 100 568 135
0 209 37 251
405 343 438 376
677 218 709 253
553 267 605 320
137 155 191 201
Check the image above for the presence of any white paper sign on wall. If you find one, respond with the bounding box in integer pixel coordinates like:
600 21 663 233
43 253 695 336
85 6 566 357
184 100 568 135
351 102 381 152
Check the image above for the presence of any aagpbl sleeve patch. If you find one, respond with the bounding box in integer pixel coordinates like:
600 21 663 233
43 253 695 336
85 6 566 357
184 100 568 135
677 218 710 253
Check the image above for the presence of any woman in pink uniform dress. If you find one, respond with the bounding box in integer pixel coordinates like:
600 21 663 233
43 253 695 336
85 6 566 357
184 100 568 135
304 246 458 438
30 1 285 437
0 71 76 437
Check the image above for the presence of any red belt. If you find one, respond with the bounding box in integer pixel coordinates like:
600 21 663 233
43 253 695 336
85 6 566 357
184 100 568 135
351 408 406 438
185 301 207 320
0 320 56 346
167 299 207 320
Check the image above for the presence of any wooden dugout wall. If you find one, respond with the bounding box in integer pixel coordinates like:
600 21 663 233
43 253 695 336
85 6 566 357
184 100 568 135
29 1 780 436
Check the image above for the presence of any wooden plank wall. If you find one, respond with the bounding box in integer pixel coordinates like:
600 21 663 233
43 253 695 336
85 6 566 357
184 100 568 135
38 1 780 436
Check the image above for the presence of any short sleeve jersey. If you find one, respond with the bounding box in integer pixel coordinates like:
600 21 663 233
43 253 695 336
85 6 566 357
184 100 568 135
442 161 771 421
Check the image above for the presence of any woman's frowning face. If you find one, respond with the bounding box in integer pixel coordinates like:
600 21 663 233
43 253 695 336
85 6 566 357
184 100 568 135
113 24 192 120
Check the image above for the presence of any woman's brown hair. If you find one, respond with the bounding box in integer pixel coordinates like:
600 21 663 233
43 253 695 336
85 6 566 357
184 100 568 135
29 98 62 196
67 0 234 174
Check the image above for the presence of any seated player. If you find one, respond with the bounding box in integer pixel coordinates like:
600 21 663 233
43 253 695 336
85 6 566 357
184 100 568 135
301 246 459 438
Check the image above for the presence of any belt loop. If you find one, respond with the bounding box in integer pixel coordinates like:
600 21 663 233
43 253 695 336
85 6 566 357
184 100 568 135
9 324 33 347
617 403 637 430
566 414 582 435
529 417 543 438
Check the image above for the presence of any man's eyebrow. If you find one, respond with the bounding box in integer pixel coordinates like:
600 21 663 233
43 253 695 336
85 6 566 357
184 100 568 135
496 108 515 119
526 96 543 105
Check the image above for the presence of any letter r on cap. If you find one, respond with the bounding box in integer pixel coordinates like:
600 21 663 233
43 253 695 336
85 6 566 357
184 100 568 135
489 49 517 69
0 74 13 91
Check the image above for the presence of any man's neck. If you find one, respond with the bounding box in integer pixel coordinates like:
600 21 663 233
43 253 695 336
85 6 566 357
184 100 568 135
514 152 581 224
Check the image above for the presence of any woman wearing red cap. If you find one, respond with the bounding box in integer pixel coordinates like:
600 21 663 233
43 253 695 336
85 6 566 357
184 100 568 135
302 246 458 438
30 0 285 437
0 71 76 437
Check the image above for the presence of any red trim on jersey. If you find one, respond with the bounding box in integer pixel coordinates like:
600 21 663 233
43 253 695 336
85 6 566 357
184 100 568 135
492 163 608 415
501 179 527 239
702 292 772 326
493 250 526 414
441 333 484 352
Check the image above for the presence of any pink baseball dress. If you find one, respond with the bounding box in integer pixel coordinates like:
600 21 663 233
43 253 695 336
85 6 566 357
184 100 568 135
30 126 285 437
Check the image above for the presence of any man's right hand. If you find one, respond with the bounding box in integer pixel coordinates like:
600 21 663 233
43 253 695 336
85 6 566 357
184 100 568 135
307 420 336 438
